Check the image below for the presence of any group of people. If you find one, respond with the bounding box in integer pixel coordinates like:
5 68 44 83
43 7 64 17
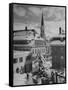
25 69 65 85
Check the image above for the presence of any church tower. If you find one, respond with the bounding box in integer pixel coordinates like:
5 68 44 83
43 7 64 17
40 13 45 38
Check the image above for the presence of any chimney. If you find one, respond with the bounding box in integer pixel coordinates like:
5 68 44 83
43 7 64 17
25 26 27 30
59 27 62 35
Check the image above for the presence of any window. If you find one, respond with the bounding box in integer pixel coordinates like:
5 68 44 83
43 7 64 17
19 57 23 63
16 67 19 73
13 58 18 64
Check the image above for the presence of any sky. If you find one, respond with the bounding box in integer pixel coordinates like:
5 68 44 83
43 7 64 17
13 4 65 37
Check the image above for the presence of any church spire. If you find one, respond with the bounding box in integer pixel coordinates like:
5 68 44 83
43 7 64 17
40 12 45 38
41 12 44 26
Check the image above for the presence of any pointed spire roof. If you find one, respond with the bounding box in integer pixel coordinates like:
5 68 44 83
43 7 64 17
40 12 45 38
41 12 44 26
